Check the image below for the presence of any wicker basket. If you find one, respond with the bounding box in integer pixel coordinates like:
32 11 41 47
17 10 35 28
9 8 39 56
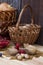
0 3 17 34
8 4 41 44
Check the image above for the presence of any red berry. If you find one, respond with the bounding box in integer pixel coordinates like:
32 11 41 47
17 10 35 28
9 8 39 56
0 39 10 48
19 49 25 54
15 43 20 50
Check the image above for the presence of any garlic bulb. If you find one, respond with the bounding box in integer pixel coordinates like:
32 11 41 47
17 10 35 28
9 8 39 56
28 45 37 54
0 3 14 11
8 47 18 55
24 44 37 54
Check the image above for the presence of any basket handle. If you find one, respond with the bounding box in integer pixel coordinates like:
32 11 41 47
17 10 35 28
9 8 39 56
16 4 34 28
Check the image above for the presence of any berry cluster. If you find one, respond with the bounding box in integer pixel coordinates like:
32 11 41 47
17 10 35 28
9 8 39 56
0 36 10 48
15 43 25 54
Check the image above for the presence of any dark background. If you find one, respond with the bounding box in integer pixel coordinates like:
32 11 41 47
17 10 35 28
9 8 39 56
0 0 43 45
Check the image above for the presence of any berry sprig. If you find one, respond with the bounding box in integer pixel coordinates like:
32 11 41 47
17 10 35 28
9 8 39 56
15 43 26 54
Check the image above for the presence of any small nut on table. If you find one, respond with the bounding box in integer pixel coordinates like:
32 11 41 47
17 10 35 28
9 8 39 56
17 55 22 60
24 54 29 59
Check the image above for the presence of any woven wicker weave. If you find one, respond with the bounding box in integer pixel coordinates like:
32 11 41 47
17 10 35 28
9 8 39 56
0 3 17 34
8 4 41 44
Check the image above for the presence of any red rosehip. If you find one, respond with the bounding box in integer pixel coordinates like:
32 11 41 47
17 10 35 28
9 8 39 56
15 43 20 50
19 49 25 54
